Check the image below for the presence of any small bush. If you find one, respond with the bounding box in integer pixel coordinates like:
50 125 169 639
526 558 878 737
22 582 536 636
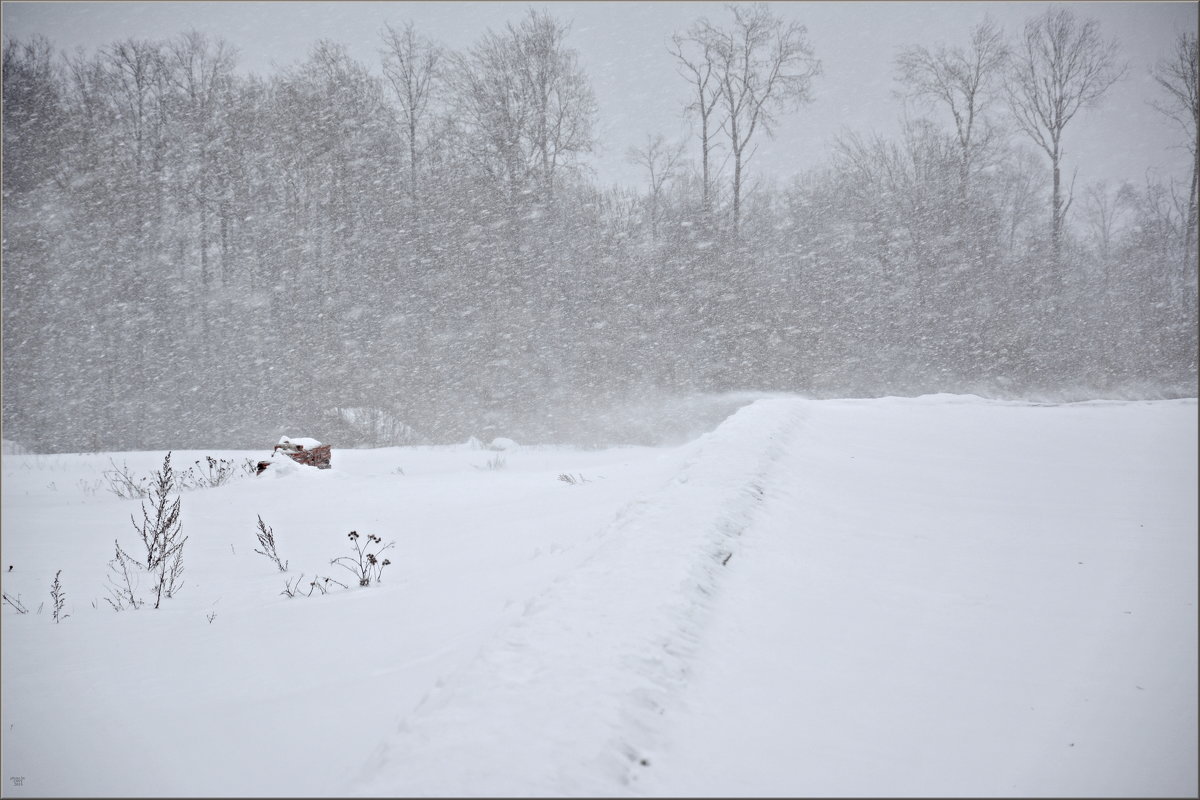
280 573 305 598
105 455 251 497
105 540 144 611
331 531 395 587
50 570 68 623
253 515 289 572
178 456 245 490
281 572 348 598
106 452 187 611
103 458 151 499
132 452 187 608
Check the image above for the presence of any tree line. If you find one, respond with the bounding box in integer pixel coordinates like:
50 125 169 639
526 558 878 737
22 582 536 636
2 4 1196 452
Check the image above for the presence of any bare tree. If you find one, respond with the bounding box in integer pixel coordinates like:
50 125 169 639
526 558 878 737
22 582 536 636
103 39 168 181
895 17 1008 198
1006 7 1126 260
2 35 64 195
669 23 725 216
1150 32 1198 264
380 20 442 204
833 118 960 307
165 30 239 287
447 9 595 207
627 133 685 238
702 2 821 235
1083 180 1134 264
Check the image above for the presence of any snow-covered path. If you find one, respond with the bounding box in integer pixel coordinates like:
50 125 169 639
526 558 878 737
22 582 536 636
640 398 1198 797
349 399 809 796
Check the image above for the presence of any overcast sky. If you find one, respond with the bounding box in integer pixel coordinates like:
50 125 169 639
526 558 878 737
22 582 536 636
3 1 1196 193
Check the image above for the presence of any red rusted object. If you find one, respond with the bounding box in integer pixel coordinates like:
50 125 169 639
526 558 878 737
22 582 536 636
257 439 333 474
273 442 332 469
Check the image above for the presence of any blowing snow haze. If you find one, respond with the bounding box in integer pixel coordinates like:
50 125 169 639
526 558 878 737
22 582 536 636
1 5 1197 796
1 1 1197 452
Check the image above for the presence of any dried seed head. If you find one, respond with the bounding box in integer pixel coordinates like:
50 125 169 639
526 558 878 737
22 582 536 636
348 531 359 540
381 559 391 566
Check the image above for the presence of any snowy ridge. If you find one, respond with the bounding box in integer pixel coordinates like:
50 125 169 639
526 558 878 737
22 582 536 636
348 398 809 796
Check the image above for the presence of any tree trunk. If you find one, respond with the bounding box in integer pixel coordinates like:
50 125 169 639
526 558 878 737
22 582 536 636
1184 152 1199 332
409 117 419 204
732 151 742 237
220 199 229 287
1051 156 1062 260
1186 151 1198 261
959 152 970 203
199 179 210 287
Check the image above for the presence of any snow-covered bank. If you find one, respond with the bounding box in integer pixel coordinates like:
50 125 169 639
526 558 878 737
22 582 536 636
1 396 1195 797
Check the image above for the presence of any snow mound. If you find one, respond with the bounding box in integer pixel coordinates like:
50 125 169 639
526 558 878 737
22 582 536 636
259 451 304 477
258 447 326 479
277 436 323 450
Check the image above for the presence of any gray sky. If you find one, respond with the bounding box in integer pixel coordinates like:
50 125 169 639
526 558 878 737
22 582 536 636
3 1 1196 194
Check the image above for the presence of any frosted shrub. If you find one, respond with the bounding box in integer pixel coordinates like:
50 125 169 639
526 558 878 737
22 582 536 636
280 573 348 598
105 540 143 611
253 515 288 572
50 570 68 623
177 456 247 490
106 452 187 610
105 455 251 497
332 531 395 587
103 458 151 499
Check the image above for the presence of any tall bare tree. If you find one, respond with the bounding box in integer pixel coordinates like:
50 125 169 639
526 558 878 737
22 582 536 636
669 23 725 216
380 20 442 204
1083 180 1135 264
448 8 595 207
702 2 820 235
2 35 64 195
1150 32 1199 264
627 133 685 239
896 17 1008 198
165 30 238 287
1006 7 1126 260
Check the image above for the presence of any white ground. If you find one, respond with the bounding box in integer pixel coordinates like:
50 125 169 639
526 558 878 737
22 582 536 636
1 395 1195 797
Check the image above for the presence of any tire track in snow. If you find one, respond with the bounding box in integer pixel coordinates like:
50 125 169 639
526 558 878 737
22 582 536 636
346 398 809 797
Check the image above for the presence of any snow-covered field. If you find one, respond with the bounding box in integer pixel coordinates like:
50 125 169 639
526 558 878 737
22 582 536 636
1 395 1195 797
